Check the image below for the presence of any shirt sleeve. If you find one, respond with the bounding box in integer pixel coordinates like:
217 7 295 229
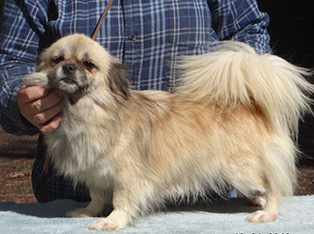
0 0 48 135
208 0 272 54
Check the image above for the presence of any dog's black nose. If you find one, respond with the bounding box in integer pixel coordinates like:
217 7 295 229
62 63 77 74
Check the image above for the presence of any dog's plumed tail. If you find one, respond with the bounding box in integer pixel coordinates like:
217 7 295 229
175 41 313 137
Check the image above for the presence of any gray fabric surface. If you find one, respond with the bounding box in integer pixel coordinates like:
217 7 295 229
0 196 313 233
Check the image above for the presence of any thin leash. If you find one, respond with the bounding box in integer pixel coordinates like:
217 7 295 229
91 0 116 40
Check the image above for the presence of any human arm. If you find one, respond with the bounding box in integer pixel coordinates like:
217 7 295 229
0 0 61 135
208 0 271 53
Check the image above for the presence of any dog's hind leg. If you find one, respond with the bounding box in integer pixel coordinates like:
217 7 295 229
245 136 297 222
225 156 281 223
248 195 267 208
237 178 280 223
246 190 280 223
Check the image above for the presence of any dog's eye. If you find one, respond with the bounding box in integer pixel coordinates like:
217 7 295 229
52 56 64 65
83 61 96 70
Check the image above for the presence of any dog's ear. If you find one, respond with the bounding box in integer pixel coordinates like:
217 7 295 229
108 60 130 99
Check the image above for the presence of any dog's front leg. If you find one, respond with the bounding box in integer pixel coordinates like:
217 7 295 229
66 189 106 218
89 186 139 231
89 172 149 231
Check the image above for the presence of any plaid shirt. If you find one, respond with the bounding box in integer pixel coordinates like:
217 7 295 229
0 0 270 202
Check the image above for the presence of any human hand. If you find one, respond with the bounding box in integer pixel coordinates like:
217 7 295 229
17 85 64 134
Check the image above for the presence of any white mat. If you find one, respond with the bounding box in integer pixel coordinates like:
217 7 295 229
0 196 313 234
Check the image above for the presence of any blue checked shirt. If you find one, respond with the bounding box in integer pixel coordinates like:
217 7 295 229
0 0 271 202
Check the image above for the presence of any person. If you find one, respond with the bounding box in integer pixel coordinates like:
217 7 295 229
0 0 271 203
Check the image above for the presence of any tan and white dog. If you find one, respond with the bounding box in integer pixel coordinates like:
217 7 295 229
24 34 313 231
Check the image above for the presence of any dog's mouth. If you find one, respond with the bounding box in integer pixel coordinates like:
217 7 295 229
57 76 89 105
61 77 78 85
60 77 89 90
57 75 88 92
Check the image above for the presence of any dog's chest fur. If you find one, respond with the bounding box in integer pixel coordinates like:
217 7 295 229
44 100 115 185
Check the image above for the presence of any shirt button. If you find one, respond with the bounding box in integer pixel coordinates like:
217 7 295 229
130 34 137 41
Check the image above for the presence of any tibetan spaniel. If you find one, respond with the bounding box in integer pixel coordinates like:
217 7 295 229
24 34 313 231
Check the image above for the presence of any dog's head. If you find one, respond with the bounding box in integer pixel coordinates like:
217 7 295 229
35 34 129 104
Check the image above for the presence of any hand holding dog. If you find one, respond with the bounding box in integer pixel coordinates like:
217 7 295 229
17 85 63 134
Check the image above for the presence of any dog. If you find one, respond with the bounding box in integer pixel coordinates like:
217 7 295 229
24 34 314 231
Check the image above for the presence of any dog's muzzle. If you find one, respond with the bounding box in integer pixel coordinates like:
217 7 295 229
51 61 89 95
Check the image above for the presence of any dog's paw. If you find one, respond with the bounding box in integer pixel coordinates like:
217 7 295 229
246 210 277 223
89 209 130 231
248 197 267 208
66 208 98 218
89 217 128 231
